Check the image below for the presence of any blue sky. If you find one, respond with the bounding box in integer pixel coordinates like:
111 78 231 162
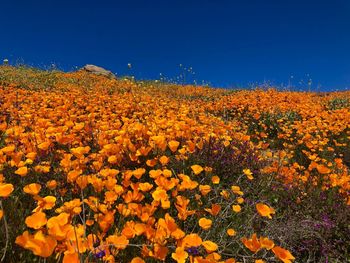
1 0 349 91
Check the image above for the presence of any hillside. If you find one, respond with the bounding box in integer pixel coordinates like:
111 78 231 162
0 65 349 263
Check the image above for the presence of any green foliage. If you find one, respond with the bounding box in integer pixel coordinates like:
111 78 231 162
0 65 61 91
327 98 350 110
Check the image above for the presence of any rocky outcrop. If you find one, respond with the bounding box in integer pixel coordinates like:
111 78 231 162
81 64 116 79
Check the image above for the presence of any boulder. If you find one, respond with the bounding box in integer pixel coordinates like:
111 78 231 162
81 64 116 79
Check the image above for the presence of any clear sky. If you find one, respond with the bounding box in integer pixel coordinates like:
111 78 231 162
1 0 349 91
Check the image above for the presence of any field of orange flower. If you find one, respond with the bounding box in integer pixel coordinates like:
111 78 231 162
0 65 349 263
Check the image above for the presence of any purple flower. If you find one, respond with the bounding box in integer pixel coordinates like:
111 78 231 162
186 246 200 256
94 249 106 259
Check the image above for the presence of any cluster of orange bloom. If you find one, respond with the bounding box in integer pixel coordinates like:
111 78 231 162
0 68 349 262
209 89 350 201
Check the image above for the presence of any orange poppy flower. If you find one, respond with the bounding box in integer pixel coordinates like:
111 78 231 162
211 175 220 184
106 234 129 249
182 233 203 248
70 146 90 158
25 211 47 229
236 197 244 204
171 228 186 240
33 196 56 212
316 164 331 174
63 253 79 263
202 240 218 253
243 169 254 180
259 236 275 250
146 158 158 167
152 188 168 202
256 203 275 219
23 183 41 195
178 174 198 191
138 182 154 192
199 185 211 196
37 141 51 151
231 185 244 195
0 183 14 197
232 205 241 213
47 213 71 240
46 180 57 190
67 169 82 183
272 246 295 263
133 168 146 179
152 243 169 261
168 140 180 152
198 218 212 230
221 190 230 199
159 155 170 166
151 135 167 151
0 209 3 220
107 155 118 164
172 247 188 263
191 164 204 175
34 165 50 173
204 203 221 216
131 257 145 263
226 228 236 236
1 145 16 154
15 166 28 177
15 230 57 258
242 233 261 253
